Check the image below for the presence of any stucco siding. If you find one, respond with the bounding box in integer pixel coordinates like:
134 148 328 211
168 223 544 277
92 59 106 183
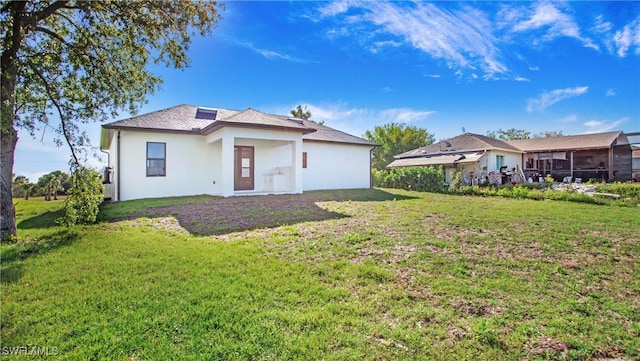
118 131 220 201
486 151 522 172
303 142 372 190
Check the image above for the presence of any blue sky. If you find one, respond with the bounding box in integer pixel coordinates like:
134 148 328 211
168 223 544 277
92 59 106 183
14 0 640 181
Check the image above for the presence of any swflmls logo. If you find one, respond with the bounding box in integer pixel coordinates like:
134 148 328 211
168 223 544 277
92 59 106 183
1 346 59 356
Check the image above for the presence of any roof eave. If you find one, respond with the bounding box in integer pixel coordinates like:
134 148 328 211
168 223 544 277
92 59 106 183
101 124 201 134
302 138 378 147
199 121 316 135
396 147 521 159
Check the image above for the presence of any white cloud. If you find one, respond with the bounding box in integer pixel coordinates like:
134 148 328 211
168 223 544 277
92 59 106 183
583 117 628 133
613 16 640 57
318 0 351 17
237 41 312 63
318 1 507 77
559 114 578 123
508 2 597 50
379 108 437 123
606 89 616 97
424 74 440 78
370 40 402 53
273 102 436 138
514 76 530 82
591 14 640 57
527 86 589 112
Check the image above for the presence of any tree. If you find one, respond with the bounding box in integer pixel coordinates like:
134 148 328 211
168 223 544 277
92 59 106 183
486 128 531 141
48 170 69 199
533 131 563 138
290 105 311 120
12 175 30 198
59 167 103 226
37 172 62 201
364 123 435 170
1 1 223 240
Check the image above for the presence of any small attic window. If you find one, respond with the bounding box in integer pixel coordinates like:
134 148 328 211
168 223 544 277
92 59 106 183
196 107 218 120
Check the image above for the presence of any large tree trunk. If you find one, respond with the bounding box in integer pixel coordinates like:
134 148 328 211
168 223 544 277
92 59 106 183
1 127 18 239
1 1 25 241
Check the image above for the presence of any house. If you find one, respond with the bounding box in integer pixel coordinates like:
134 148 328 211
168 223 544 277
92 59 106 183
507 131 632 182
626 132 640 181
100 105 376 201
387 133 524 185
389 131 634 184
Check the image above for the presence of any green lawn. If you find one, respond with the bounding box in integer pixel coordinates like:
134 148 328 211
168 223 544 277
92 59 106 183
2 189 638 360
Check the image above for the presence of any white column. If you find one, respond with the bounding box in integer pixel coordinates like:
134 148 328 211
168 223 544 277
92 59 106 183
221 133 235 197
293 138 304 193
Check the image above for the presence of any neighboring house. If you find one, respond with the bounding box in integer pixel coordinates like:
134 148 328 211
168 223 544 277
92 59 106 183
507 131 632 182
388 133 523 185
100 105 376 201
389 131 634 184
626 132 640 181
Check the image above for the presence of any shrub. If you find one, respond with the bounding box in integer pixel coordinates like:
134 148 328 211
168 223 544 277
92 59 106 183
595 182 640 200
372 166 445 193
59 168 104 226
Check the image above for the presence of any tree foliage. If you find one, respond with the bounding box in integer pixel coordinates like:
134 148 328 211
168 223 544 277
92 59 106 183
12 175 33 199
486 128 531 141
364 123 435 170
59 167 103 226
37 172 61 201
290 105 311 120
532 130 564 138
1 0 223 240
372 166 445 193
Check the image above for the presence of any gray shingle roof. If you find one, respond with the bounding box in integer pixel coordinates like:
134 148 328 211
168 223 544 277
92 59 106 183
103 104 240 132
102 104 375 146
200 108 314 134
396 133 522 158
507 131 625 152
297 119 377 146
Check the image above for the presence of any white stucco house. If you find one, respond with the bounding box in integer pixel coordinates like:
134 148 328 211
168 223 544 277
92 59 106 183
100 104 377 201
387 133 524 185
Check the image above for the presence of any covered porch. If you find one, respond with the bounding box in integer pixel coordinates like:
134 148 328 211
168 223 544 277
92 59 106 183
522 149 611 182
206 127 304 197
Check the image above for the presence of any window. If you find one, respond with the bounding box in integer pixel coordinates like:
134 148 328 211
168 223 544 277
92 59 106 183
302 152 308 168
147 142 166 176
496 155 504 170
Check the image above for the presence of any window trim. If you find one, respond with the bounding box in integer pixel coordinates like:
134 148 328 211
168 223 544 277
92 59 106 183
147 142 166 177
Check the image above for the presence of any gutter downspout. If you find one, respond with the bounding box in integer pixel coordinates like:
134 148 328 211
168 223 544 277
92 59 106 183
117 131 121 201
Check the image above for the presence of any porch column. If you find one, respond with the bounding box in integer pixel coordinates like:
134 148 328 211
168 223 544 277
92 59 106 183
293 138 304 193
221 134 235 197
570 151 574 179
608 147 614 180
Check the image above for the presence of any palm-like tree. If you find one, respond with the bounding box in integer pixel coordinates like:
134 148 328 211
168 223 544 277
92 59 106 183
290 105 311 120
38 173 62 201
12 175 31 199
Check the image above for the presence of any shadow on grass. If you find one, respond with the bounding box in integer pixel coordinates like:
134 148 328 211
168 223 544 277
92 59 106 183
101 188 413 236
16 209 65 229
1 230 79 284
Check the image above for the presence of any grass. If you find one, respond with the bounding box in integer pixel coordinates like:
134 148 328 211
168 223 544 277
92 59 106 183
1 189 639 360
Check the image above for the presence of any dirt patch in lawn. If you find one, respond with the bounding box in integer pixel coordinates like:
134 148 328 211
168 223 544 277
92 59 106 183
110 189 406 236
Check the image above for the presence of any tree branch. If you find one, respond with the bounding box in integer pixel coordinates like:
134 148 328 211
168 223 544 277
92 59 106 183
33 1 70 22
35 26 70 46
25 58 80 166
